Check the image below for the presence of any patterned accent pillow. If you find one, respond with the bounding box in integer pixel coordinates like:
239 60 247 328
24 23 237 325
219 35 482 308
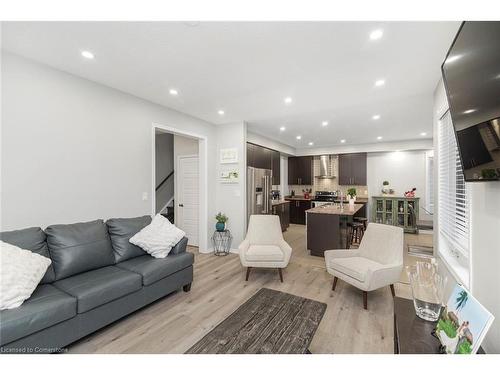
1 241 52 310
129 214 186 258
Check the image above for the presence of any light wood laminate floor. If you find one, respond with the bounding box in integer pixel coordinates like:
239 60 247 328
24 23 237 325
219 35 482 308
68 225 430 354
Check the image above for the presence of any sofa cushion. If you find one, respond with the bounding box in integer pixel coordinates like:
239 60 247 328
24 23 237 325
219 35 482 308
53 266 142 313
245 245 284 262
106 216 151 263
116 252 194 286
0 284 76 346
329 257 383 283
46 220 115 280
0 227 56 284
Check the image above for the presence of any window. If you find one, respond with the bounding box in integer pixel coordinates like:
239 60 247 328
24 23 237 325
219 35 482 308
438 111 470 284
425 151 434 215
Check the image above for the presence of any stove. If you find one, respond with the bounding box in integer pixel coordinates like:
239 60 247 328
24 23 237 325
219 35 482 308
312 191 338 207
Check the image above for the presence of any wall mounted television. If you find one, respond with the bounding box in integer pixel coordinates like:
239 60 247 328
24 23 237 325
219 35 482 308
441 21 500 182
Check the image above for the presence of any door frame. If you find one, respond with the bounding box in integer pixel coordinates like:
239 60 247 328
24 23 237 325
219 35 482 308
177 154 199 246
151 123 208 252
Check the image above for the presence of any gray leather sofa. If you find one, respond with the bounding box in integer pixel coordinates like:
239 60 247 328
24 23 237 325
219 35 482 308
0 216 193 353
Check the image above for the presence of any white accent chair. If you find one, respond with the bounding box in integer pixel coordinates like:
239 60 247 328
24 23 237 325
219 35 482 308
324 223 403 310
239 215 292 282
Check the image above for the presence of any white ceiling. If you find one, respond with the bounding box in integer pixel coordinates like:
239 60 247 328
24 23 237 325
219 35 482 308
2 21 460 149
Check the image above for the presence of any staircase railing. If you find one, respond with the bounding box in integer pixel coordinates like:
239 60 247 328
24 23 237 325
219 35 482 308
156 170 174 191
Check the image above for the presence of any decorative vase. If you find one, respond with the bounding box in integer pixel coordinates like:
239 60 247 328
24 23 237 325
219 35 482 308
348 197 355 210
216 222 225 232
382 185 390 194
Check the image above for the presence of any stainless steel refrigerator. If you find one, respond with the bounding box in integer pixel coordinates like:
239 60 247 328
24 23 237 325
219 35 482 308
247 166 273 222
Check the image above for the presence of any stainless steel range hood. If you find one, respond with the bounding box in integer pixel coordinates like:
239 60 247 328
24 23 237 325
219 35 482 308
315 155 335 178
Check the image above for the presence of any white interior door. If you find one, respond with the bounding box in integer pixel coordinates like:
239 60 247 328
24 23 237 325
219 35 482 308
177 155 199 246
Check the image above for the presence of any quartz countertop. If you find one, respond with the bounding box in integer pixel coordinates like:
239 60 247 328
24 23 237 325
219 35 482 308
284 196 314 201
306 203 363 216
271 200 290 206
334 197 369 203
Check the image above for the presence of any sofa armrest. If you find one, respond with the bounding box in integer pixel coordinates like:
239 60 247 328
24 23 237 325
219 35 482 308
170 237 189 255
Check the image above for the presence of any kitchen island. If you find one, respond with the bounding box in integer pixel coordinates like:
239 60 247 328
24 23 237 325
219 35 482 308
306 203 363 257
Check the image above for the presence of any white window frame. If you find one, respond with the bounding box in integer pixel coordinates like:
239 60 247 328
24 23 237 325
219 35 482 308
437 110 471 287
425 150 434 215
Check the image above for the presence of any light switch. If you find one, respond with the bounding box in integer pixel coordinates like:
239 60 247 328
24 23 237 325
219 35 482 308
142 192 148 201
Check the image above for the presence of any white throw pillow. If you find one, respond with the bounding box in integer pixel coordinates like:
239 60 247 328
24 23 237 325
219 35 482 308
0 241 52 310
129 214 186 258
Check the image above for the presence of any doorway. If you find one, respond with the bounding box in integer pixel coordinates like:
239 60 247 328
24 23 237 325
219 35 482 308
152 123 207 251
177 155 199 246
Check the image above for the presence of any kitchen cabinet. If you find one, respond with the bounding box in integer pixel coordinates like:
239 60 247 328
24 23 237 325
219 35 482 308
271 150 281 185
338 153 367 185
272 202 290 232
287 199 311 225
372 196 419 233
288 156 313 185
247 143 280 184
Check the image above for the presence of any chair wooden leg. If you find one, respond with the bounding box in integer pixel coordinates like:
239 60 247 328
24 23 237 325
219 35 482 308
278 268 283 283
363 291 368 310
390 284 396 298
332 276 338 291
245 267 251 281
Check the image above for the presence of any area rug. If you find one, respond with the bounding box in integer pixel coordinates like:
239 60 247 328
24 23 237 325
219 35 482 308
186 288 327 354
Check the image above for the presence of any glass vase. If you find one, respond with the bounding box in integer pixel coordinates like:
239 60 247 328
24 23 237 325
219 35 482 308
406 261 447 322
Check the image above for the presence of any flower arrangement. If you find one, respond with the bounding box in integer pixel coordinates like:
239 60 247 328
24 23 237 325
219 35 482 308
347 187 357 199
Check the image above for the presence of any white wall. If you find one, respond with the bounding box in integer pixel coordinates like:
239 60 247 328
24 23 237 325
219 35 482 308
215 122 247 249
1 52 217 251
367 150 432 222
433 78 500 353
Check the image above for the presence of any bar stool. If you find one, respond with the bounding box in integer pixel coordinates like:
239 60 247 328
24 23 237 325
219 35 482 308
351 222 365 244
354 217 368 230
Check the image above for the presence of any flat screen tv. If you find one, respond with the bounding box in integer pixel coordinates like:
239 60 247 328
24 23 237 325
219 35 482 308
441 21 500 181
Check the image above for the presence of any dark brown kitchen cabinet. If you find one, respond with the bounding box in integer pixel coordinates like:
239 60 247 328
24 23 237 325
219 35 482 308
271 150 281 185
287 156 313 185
272 202 290 232
287 199 311 225
247 143 280 184
338 152 367 185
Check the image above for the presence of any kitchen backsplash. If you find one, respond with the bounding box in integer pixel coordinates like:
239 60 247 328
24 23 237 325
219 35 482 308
288 155 368 198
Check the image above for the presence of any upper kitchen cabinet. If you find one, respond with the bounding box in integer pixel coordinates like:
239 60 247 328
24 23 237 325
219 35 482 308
288 156 313 185
247 143 280 184
271 150 281 185
338 152 367 185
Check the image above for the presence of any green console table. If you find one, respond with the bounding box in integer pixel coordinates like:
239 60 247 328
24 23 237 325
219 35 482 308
371 196 419 233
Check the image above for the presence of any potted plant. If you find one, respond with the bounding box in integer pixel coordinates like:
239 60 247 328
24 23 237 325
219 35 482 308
347 187 356 209
215 212 228 232
382 180 390 194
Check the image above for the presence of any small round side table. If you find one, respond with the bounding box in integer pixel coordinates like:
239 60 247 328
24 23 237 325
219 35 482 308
212 229 233 256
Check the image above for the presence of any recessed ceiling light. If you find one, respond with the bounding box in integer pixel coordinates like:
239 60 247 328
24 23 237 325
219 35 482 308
340 139 346 144
296 135 302 140
279 126 286 131
372 115 381 120
463 109 477 114
420 132 427 136
169 88 178 96
374 79 385 87
308 142 314 146
81 50 95 59
445 55 462 64
284 97 293 105
369 29 384 41
217 110 225 115
321 121 328 127
377 136 383 140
